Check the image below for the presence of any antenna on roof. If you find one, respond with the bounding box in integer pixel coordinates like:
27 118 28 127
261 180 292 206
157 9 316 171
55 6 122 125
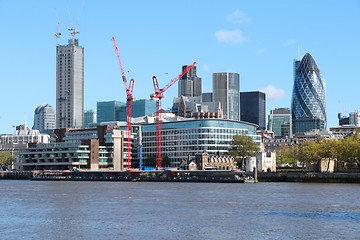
67 10 80 40
55 22 61 45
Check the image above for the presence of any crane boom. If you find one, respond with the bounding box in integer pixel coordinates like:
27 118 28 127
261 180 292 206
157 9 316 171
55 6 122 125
160 62 196 94
150 62 196 168
112 36 134 169
112 37 129 93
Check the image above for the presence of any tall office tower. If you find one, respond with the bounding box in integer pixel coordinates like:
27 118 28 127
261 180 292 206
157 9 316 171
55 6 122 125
97 101 125 123
267 108 292 138
56 30 84 129
178 65 202 97
291 53 326 133
84 109 97 128
240 91 266 130
33 104 56 132
213 72 240 120
202 92 213 102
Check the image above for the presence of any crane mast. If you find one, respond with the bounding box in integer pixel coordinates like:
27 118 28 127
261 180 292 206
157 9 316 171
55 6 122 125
150 62 196 168
112 37 135 169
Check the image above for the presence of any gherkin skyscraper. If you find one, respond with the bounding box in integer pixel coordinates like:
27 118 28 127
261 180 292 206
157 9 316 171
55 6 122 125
291 53 326 134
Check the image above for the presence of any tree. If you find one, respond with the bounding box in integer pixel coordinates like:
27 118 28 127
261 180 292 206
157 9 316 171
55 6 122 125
144 155 171 168
276 144 299 166
0 152 13 170
228 135 258 169
298 140 322 171
0 152 13 165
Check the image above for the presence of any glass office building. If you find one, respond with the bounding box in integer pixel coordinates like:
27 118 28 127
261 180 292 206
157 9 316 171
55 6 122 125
240 91 266 130
97 101 125 123
213 72 240 121
139 118 259 166
267 108 292 138
119 99 157 121
291 53 326 133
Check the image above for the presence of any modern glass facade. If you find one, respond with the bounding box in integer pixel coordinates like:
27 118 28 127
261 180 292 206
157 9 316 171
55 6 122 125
132 99 157 119
240 91 266 130
291 53 326 133
139 119 259 166
213 72 240 121
84 109 97 128
267 108 292 138
97 101 125 123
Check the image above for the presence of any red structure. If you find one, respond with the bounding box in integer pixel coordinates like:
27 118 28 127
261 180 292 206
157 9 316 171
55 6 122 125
112 37 135 169
150 62 196 168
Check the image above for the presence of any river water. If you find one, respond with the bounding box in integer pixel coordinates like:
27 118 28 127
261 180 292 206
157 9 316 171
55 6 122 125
0 180 359 240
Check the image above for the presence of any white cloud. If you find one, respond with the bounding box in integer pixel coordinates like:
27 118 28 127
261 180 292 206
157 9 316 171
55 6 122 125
282 38 296 47
259 85 285 101
215 29 247 44
226 9 251 24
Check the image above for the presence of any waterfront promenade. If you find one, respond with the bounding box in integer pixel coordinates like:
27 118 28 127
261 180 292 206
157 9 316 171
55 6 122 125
2 170 360 183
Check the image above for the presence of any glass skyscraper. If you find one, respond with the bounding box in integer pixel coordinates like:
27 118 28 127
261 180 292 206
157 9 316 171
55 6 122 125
213 72 240 121
291 53 326 133
240 91 266 130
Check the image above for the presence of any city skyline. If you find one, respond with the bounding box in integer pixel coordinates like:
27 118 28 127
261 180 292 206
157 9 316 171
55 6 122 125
0 1 359 133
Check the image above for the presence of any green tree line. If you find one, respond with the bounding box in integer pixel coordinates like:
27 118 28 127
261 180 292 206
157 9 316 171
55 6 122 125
277 132 360 169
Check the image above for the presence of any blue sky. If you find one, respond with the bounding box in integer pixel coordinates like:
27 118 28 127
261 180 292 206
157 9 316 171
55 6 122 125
0 0 360 134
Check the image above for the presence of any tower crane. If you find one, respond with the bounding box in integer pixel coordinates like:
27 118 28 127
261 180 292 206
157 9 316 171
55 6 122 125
112 37 135 169
150 62 196 168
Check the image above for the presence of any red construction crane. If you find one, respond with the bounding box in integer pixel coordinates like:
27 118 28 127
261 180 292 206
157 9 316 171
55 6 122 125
150 62 196 168
112 36 135 169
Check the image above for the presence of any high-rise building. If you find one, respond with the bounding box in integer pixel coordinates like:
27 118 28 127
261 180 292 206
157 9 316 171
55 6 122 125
56 31 84 129
118 99 157 121
213 72 240 120
240 91 266 130
97 101 125 123
291 53 326 133
267 108 292 138
84 109 97 128
132 99 157 118
178 65 202 97
33 104 56 132
202 92 213 102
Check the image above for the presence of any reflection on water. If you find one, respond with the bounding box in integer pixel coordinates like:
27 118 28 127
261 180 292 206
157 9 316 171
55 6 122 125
0 181 360 240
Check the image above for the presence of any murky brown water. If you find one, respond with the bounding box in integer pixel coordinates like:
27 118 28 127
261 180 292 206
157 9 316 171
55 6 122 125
1 181 359 239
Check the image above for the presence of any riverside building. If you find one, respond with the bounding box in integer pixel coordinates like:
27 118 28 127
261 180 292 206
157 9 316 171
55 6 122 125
134 114 260 167
17 125 125 171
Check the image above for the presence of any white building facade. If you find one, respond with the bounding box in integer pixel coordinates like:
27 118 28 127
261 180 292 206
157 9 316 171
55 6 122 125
56 35 84 129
